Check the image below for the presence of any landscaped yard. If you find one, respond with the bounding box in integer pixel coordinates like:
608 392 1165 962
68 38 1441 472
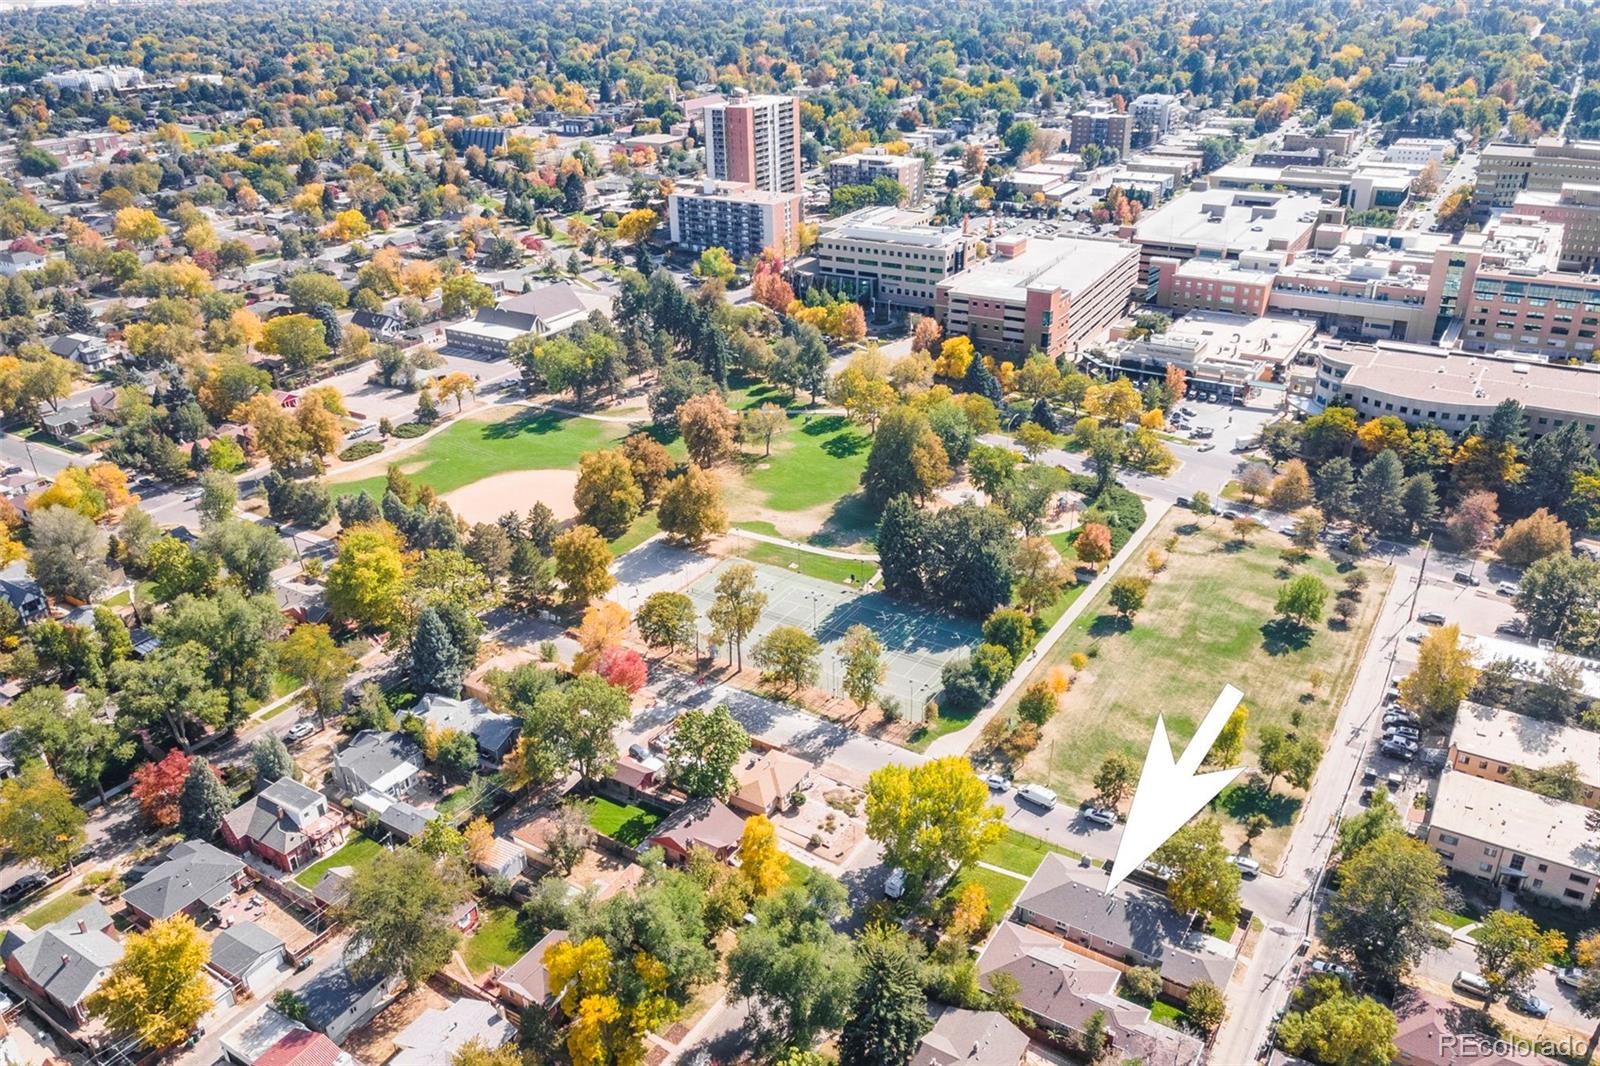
941 863 1029 923
980 827 1080 877
330 408 627 502
1011 511 1391 862
21 888 93 930
463 902 540 974
294 834 386 888
583 796 663 848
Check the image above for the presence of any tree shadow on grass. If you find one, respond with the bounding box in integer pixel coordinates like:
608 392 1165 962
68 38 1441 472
1087 613 1125 638
1214 780 1302 827
801 414 852 437
480 408 575 441
822 432 869 459
1260 617 1313 655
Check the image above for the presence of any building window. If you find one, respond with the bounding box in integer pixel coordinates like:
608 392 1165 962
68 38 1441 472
1438 833 1460 846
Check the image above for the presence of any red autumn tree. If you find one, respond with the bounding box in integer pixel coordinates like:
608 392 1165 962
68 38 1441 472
1075 522 1114 571
597 646 648 693
131 748 192 828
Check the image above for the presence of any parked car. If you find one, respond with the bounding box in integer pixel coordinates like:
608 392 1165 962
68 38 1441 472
1510 990 1553 1018
1232 855 1261 877
0 873 49 908
1017 784 1058 810
1405 630 1426 645
1175 496 1191 509
982 773 1011 793
1556 966 1585 988
1497 581 1520 596
1453 570 1480 587
1496 619 1527 637
1380 740 1418 760
1197 443 1216 452
1385 725 1421 739
1453 971 1492 998
1311 958 1353 982
1082 806 1117 828
1418 611 1447 625
883 867 907 900
285 720 316 743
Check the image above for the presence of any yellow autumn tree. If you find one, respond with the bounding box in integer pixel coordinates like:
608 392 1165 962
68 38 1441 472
86 915 212 1047
935 335 975 379
737 814 789 898
573 600 631 673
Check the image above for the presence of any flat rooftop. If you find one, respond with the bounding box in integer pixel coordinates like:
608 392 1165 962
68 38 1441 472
1449 701 1600 780
817 206 964 248
1321 343 1600 421
1430 771 1600 876
939 234 1135 302
1132 189 1328 252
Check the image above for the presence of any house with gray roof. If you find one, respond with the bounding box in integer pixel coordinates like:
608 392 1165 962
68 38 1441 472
331 730 424 807
377 800 438 842
2 901 121 1023
0 561 46 621
492 929 568 1010
400 694 521 766
977 921 1205 1066
911 1008 1030 1066
222 777 348 875
443 282 613 357
391 997 514 1065
1014 855 1235 1002
208 922 287 995
122 839 248 926
298 959 400 1044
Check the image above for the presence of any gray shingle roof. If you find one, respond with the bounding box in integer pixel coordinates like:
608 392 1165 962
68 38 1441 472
334 731 423 794
377 800 437 841
210 922 285 980
911 1008 1030 1066
121 840 244 921
8 901 121 1010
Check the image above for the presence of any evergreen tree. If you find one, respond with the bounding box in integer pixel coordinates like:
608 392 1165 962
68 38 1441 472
1313 457 1355 519
178 759 231 839
311 303 342 351
961 352 1003 406
336 490 380 527
1356 449 1407 536
839 928 931 1066
1399 473 1438 536
251 734 296 789
410 606 464 696
876 494 933 601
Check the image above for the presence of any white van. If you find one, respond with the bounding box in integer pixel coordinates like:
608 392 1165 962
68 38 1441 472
1232 855 1261 878
1017 784 1058 810
1453 970 1491 998
884 867 907 899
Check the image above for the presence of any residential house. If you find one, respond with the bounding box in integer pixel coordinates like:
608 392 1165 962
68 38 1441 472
1012 856 1234 1002
977 921 1205 1066
222 778 348 875
349 309 406 343
729 749 811 815
273 579 331 626
493 930 569 1010
311 867 353 911
911 1008 1030 1066
220 1004 306 1066
298 960 401 1045
209 923 287 996
0 562 45 621
2 901 121 1024
443 283 614 357
1392 989 1561 1066
646 797 746 864
606 753 664 803
391 997 514 1065
377 799 437 843
256 1029 356 1066
0 250 43 276
122 840 249 926
400 693 521 766
45 333 116 371
331 730 424 809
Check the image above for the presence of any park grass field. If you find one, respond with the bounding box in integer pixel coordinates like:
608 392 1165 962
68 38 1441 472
723 412 876 546
329 407 627 502
1012 511 1390 862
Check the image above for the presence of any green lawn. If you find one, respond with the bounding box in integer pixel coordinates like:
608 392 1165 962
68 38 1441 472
1011 511 1391 858
463 903 541 974
583 796 663 848
732 413 872 517
20 888 93 930
729 534 878 586
1432 908 1476 930
294 835 385 888
942 864 1028 923
610 510 661 555
330 409 626 502
980 827 1080 877
1149 1000 1189 1028
725 372 804 413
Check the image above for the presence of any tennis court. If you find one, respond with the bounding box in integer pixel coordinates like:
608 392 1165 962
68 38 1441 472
683 558 980 713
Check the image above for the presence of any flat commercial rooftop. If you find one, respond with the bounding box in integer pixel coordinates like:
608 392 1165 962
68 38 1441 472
1430 771 1600 876
1132 189 1327 251
939 235 1134 302
1329 344 1600 422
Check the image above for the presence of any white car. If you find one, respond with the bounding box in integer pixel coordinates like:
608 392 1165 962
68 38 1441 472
1083 807 1117 828
981 773 1011 793
883 867 907 900
1556 966 1585 988
1232 855 1261 877
1497 582 1520 596
284 721 316 743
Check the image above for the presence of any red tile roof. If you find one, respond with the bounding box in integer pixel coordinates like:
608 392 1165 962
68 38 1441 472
256 1030 345 1066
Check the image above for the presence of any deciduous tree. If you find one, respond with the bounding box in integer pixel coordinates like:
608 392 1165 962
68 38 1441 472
666 703 750 798
865 757 1003 884
0 764 86 871
657 464 728 544
87 916 212 1047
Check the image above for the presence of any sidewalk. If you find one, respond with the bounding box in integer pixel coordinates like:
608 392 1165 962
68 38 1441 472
925 499 1173 758
729 525 879 562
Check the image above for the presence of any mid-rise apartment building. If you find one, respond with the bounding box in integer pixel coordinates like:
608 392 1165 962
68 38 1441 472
934 233 1138 359
1474 138 1600 212
702 93 802 195
1384 137 1453 166
1449 702 1600 808
1425 770 1600 907
1130 94 1185 144
667 180 803 261
810 207 968 311
1070 101 1133 157
825 150 926 205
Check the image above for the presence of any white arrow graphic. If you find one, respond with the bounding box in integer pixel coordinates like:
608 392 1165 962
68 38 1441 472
1106 683 1246 893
